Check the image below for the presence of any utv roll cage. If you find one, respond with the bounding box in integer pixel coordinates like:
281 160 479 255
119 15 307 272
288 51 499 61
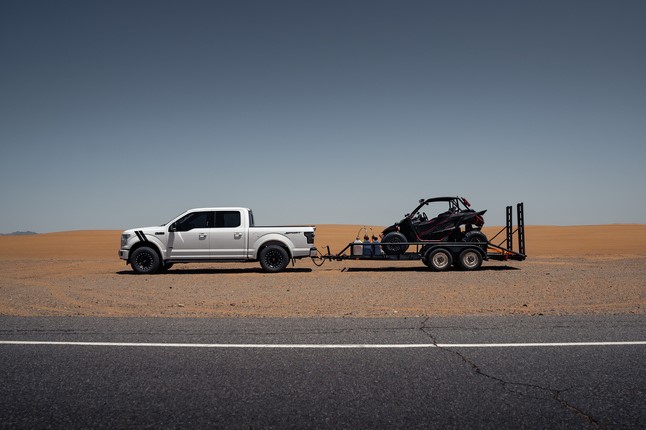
408 197 473 219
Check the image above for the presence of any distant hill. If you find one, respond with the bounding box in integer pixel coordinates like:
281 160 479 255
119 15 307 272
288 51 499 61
0 231 38 236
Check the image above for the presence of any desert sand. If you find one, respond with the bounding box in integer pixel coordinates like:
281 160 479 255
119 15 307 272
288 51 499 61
0 225 645 317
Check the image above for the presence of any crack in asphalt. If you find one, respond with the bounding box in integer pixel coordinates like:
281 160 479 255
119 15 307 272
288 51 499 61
418 317 606 429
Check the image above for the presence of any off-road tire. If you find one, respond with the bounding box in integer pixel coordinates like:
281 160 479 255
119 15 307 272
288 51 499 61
457 249 483 271
130 246 161 274
424 248 452 271
462 230 488 252
259 245 290 273
381 232 409 255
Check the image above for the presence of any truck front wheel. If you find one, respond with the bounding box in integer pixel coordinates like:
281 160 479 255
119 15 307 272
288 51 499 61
259 245 289 273
130 246 161 274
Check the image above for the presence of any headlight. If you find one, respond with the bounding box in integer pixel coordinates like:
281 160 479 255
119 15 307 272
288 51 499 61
121 234 131 247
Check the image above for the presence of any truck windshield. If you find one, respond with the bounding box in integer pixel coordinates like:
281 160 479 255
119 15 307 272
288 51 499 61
161 211 187 226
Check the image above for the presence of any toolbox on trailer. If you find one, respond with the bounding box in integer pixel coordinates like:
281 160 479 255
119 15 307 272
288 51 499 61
316 202 526 271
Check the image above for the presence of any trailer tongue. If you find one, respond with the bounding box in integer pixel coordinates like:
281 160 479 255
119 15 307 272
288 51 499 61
316 203 526 271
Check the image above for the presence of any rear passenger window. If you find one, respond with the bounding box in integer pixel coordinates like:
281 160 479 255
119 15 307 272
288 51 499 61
215 211 241 228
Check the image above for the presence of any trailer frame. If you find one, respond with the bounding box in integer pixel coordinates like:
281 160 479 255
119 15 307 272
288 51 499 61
318 203 526 270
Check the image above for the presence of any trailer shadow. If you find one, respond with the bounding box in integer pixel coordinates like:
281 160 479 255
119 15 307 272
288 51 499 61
342 265 521 273
116 267 313 275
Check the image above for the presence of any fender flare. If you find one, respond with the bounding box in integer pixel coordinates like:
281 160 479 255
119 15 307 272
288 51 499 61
127 232 166 263
252 234 294 260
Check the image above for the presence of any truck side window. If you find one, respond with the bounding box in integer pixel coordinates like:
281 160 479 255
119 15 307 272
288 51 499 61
215 211 241 228
174 212 212 232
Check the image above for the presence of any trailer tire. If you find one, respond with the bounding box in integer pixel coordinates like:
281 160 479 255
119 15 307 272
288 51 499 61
130 246 161 274
381 232 409 255
424 248 452 271
458 249 483 271
259 245 289 273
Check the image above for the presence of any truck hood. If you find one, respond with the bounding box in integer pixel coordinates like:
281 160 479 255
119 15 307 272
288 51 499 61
122 226 165 235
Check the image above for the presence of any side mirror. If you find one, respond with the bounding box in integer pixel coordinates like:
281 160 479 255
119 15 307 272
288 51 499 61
169 223 177 232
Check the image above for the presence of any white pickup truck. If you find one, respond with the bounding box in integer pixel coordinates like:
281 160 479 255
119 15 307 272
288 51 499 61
119 207 316 273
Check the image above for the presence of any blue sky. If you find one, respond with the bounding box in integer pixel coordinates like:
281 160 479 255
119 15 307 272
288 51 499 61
1 1 645 232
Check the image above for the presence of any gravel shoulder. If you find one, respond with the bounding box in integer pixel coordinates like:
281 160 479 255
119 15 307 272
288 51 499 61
0 256 644 318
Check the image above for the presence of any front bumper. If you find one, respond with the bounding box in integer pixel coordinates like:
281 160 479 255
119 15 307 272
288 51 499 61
119 249 129 261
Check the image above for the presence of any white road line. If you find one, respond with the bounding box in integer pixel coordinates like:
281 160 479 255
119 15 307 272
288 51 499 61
1 341 645 348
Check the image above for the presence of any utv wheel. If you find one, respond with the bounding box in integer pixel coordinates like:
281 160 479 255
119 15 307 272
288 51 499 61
425 248 452 271
458 249 483 271
130 247 161 274
259 245 289 273
462 230 488 251
381 232 409 255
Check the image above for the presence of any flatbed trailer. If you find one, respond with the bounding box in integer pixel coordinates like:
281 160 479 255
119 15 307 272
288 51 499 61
317 203 526 271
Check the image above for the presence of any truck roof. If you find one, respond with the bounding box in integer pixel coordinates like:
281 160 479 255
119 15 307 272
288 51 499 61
184 207 251 212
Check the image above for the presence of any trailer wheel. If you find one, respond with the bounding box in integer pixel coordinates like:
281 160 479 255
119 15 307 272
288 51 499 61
381 232 409 255
424 248 452 271
130 246 161 274
259 245 289 273
458 249 483 271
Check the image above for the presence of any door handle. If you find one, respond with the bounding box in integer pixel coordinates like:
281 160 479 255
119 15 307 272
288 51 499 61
199 233 208 240
234 233 243 239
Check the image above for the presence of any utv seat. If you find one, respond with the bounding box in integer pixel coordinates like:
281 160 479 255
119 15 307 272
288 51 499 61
417 211 452 234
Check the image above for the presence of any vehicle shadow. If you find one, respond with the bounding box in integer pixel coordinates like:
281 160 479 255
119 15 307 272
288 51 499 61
341 265 521 273
116 267 313 275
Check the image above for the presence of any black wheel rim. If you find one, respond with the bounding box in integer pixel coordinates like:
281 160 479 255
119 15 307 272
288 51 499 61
135 252 153 271
385 236 405 253
265 249 285 269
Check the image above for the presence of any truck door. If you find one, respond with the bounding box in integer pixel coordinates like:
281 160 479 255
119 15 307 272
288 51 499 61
210 210 246 258
167 211 213 259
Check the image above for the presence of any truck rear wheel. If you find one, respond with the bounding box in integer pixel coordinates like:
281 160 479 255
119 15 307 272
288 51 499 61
458 249 483 271
130 246 161 274
259 245 289 273
424 248 452 271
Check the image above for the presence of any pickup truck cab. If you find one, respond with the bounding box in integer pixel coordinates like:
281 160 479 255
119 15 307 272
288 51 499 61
119 207 316 273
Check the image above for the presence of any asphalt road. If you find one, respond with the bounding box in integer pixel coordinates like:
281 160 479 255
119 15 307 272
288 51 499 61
1 315 644 429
